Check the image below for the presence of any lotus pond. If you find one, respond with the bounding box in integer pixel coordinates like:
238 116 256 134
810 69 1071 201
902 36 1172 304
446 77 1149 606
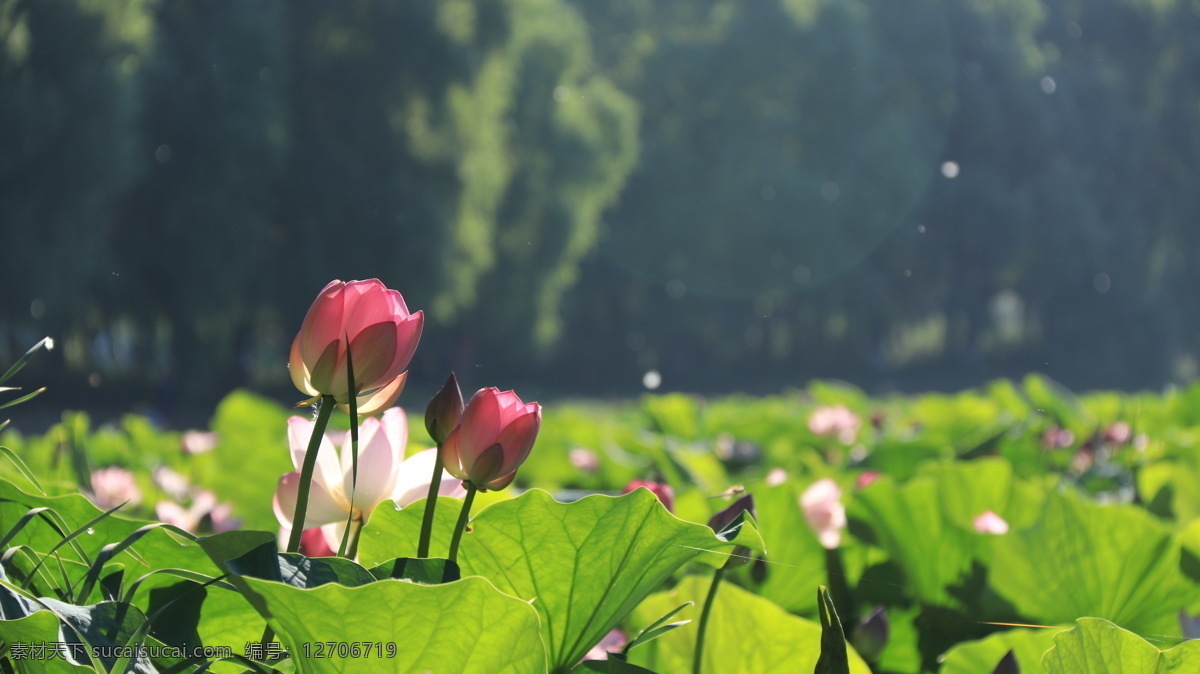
3 350 1200 672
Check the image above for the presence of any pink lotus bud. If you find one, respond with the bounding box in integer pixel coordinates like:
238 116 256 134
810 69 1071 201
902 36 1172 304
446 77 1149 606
623 480 675 512
569 448 601 473
808 405 861 445
973 510 1009 535
800 478 846 549
289 279 424 415
89 467 142 510
425 372 464 445
441 388 541 491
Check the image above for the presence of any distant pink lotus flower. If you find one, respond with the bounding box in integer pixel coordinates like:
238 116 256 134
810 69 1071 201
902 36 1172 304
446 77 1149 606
1133 433 1149 452
808 405 861 445
1069 446 1095 474
801 478 846 549
973 510 1009 535
623 480 675 512
180 430 218 455
855 470 882 490
89 467 142 510
157 490 239 534
1103 421 1132 445
765 467 788 486
582 629 627 661
441 388 542 491
152 466 191 502
289 279 424 415
274 408 464 552
569 448 601 474
1041 426 1075 449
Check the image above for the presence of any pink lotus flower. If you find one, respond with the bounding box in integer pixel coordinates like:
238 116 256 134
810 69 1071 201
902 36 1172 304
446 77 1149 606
289 279 424 416
623 480 675 512
582 629 627 661
765 467 788 486
1103 421 1132 445
390 445 469 507
800 478 846 549
808 405 861 445
152 466 191 502
180 430 218 455
274 408 465 550
157 490 239 534
1041 426 1075 449
89 467 142 510
298 527 336 558
973 510 1009 535
441 388 541 491
569 448 601 474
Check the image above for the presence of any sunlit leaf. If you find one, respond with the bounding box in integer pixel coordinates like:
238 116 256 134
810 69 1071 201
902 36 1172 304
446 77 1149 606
938 627 1062 674
628 575 872 673
1042 618 1200 673
990 492 1198 635
241 575 546 673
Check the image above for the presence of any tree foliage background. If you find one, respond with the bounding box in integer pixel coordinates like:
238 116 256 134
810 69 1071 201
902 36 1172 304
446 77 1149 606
2 0 1199 419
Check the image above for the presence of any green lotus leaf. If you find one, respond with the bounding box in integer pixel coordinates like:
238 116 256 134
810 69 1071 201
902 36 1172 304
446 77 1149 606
991 492 1198 635
1042 618 1200 673
627 575 872 673
241 575 546 673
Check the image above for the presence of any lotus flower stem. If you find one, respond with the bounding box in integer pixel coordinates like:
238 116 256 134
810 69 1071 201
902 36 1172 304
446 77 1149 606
447 483 478 565
338 346 360 558
824 547 856 627
344 517 364 560
693 563 727 674
416 452 445 558
285 395 337 553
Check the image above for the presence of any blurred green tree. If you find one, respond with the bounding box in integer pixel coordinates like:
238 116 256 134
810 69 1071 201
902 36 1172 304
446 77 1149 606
0 0 149 358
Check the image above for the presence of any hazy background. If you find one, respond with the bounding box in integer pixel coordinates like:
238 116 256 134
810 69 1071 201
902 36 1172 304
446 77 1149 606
3 0 1200 426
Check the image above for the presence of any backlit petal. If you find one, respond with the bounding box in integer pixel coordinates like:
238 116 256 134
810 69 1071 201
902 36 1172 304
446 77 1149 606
273 472 349 528
298 281 345 363
345 373 407 416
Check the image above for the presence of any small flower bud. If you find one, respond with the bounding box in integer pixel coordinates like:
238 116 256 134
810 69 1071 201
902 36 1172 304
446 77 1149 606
853 605 889 662
425 372 464 445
